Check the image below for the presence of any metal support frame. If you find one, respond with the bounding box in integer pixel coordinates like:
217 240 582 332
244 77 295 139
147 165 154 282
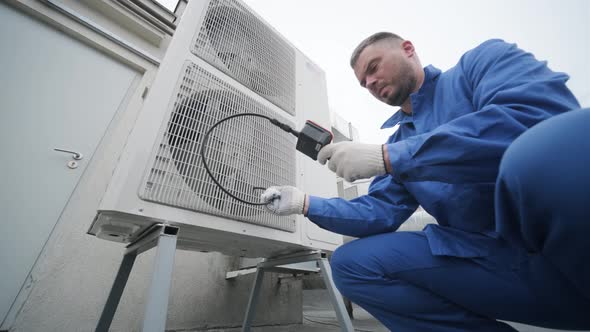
96 224 179 332
241 251 354 332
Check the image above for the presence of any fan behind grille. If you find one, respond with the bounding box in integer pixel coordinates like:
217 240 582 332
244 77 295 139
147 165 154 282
141 62 296 232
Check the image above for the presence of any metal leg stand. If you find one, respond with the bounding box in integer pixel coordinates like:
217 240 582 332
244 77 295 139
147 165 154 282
96 224 179 332
96 253 137 332
241 267 265 331
317 257 354 331
241 251 354 332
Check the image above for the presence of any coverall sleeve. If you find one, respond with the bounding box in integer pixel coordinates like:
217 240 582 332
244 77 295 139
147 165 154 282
387 39 580 184
306 175 419 237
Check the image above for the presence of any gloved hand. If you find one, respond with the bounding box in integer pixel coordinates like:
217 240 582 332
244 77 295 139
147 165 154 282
260 186 306 216
317 142 386 182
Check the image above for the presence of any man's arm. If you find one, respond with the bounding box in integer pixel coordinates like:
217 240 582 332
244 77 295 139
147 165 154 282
385 39 580 184
305 175 419 237
262 176 418 237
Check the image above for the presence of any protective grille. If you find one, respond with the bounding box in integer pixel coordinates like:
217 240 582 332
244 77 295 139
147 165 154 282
141 62 297 232
192 0 296 115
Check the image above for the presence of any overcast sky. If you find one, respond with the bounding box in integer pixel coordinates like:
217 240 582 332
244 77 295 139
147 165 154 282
161 0 590 143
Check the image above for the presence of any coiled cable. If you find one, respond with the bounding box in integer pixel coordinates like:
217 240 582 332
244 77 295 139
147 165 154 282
199 113 299 205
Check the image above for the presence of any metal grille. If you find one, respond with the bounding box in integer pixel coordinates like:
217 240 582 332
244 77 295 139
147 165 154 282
192 0 296 114
141 62 297 232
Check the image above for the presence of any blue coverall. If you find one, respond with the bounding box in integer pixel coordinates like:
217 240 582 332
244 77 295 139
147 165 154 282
306 39 590 331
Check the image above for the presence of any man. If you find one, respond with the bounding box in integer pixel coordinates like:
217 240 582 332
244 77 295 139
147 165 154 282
261 32 590 331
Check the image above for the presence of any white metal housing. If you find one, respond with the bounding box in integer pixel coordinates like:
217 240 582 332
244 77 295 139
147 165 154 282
88 0 341 257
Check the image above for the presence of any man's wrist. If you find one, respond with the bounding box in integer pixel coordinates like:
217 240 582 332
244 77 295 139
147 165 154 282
303 194 309 216
382 144 393 174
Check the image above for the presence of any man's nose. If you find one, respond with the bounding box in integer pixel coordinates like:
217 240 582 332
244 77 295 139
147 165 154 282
366 75 378 91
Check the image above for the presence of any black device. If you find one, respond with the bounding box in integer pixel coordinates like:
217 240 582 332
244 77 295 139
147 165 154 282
295 120 333 160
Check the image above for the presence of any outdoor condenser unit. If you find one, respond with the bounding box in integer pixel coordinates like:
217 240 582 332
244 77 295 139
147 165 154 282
88 0 342 257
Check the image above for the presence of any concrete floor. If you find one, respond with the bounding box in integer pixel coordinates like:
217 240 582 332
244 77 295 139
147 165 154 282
193 289 589 332
189 289 386 332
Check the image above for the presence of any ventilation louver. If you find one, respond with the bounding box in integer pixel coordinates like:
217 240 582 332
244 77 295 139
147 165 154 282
140 62 296 232
192 0 295 115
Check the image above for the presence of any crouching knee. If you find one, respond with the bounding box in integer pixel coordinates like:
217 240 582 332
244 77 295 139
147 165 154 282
330 238 392 304
329 241 362 299
498 109 590 206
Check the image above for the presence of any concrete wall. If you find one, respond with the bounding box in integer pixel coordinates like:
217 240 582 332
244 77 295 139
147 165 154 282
3 1 302 331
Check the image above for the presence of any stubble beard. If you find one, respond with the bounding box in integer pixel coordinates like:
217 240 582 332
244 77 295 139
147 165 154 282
385 63 417 107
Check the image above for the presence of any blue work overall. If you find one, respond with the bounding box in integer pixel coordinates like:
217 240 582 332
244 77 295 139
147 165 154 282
306 39 590 331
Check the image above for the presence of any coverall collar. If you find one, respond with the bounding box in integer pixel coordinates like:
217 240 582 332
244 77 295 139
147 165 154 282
380 65 442 129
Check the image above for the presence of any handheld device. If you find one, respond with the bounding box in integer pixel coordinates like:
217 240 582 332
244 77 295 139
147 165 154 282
269 118 333 160
295 120 333 160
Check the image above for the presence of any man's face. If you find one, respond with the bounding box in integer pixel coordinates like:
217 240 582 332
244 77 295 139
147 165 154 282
353 40 418 107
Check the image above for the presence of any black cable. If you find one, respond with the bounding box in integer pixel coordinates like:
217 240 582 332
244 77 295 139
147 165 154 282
199 112 299 205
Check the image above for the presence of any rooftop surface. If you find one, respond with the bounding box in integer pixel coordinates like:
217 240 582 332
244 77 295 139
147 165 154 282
187 289 587 332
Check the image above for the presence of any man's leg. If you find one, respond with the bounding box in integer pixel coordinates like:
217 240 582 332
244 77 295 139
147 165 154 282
330 232 523 332
495 109 590 308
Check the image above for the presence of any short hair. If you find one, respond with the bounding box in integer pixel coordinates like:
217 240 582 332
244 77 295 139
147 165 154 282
350 32 404 67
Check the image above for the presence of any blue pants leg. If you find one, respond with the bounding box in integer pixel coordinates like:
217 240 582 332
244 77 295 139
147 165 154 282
495 108 590 302
331 230 590 332
331 232 522 332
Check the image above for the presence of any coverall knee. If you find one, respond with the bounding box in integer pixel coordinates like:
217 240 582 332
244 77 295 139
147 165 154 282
495 108 590 305
330 232 521 332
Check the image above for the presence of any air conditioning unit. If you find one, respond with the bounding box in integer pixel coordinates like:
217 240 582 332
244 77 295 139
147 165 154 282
88 0 342 258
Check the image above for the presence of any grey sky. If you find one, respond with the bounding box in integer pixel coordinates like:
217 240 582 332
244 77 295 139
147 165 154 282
161 0 590 144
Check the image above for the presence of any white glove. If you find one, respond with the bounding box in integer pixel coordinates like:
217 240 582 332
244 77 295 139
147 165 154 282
317 142 386 182
260 186 306 216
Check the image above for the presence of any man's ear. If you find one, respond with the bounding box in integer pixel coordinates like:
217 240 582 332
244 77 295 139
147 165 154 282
401 40 415 57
